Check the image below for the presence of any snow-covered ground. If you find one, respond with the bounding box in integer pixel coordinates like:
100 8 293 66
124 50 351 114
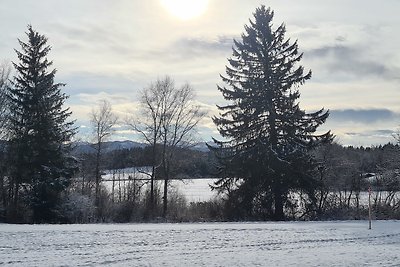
169 178 218 202
102 168 218 202
1 220 399 266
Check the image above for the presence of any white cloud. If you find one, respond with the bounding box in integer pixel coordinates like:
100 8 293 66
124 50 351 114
2 0 400 146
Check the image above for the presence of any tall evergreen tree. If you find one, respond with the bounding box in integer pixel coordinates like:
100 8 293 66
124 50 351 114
211 6 332 220
7 26 76 222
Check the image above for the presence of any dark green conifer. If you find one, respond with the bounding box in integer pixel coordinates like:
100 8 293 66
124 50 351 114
8 26 76 222
211 6 332 220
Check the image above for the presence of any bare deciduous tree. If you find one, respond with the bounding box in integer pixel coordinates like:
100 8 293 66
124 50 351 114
127 79 166 216
90 99 118 216
0 62 11 139
127 76 205 218
159 80 206 218
0 62 11 212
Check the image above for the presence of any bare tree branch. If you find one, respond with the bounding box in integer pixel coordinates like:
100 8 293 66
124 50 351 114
0 62 11 139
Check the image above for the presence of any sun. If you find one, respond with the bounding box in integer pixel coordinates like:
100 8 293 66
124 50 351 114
161 0 209 20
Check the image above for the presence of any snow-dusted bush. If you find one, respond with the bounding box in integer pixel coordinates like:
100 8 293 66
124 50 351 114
60 192 96 223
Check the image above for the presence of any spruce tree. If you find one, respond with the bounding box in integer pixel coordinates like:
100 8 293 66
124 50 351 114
211 6 332 220
7 26 76 222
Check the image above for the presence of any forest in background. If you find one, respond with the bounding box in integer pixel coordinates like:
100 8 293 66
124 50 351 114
65 141 400 222
3 138 400 223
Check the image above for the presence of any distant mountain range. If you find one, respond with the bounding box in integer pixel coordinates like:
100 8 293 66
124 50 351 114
0 139 209 154
71 140 147 155
71 140 210 154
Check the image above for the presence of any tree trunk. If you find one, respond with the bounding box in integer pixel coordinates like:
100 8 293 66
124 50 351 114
273 181 285 221
95 143 101 208
0 174 4 208
9 179 20 222
163 178 168 218
81 172 85 195
162 141 169 219
149 140 157 217
267 98 285 221
95 142 102 220
111 170 115 203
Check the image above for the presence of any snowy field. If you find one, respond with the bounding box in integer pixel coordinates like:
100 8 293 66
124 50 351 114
1 221 400 266
169 178 218 202
102 167 218 202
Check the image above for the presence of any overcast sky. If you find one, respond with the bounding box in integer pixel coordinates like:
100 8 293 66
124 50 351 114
1 0 400 146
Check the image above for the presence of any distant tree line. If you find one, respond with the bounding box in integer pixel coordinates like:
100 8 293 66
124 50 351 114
310 142 400 220
53 141 400 222
1 6 400 223
91 145 213 178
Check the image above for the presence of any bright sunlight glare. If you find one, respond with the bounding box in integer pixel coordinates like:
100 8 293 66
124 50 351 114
161 0 209 20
